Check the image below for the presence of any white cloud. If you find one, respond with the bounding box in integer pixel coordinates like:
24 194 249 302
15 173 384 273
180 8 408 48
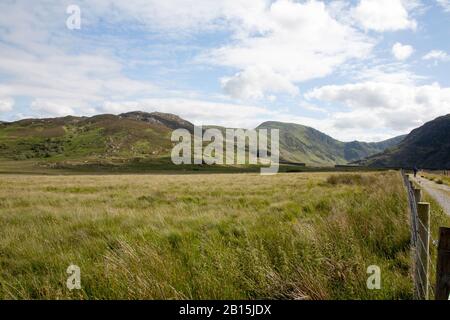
437 0 450 12
30 99 75 117
299 101 328 114
354 65 422 85
0 42 158 118
221 66 299 100
0 98 14 113
305 82 450 132
423 50 450 62
0 1 160 118
81 0 247 34
202 0 374 100
392 43 414 60
352 0 417 32
102 98 280 128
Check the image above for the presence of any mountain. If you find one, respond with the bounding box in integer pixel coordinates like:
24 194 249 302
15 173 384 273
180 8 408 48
0 111 404 166
358 114 450 169
257 121 405 166
0 112 193 161
120 111 194 133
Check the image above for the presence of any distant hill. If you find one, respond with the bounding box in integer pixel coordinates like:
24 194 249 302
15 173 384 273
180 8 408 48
358 114 450 169
0 111 404 166
0 112 190 161
120 111 194 133
257 121 405 166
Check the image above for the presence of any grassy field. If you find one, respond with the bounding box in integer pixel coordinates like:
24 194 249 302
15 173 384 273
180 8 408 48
421 172 450 187
0 171 414 299
0 159 386 175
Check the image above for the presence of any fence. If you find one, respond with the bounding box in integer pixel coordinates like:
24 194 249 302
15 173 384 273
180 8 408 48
402 170 450 300
438 170 449 177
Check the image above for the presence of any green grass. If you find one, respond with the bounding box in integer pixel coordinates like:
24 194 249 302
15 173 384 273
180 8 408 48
417 189 450 299
0 117 173 162
0 171 413 299
0 157 388 176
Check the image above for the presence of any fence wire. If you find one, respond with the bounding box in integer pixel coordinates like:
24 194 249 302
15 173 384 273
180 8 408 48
403 170 418 247
402 170 437 300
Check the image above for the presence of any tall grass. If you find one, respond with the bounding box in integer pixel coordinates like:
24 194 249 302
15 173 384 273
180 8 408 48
0 171 413 299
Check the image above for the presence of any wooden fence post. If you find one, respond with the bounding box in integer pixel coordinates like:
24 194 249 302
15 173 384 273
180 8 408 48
414 188 422 204
417 202 430 300
436 227 450 300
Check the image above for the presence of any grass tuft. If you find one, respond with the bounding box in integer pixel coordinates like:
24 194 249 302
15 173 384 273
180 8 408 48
326 174 375 186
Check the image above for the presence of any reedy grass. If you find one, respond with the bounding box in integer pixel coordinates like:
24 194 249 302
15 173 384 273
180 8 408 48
0 171 413 299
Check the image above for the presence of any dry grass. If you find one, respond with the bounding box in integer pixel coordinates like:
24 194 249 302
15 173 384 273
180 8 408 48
0 171 413 299
422 172 450 187
326 174 375 186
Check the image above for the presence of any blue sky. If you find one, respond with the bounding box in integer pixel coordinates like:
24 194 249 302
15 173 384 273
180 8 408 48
0 0 450 141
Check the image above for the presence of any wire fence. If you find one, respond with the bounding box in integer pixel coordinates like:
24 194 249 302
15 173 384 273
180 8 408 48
404 170 418 247
402 169 438 300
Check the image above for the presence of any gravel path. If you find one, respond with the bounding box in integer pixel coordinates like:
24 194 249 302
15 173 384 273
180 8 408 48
412 175 450 215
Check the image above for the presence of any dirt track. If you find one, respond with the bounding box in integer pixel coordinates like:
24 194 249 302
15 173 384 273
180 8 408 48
412 175 450 215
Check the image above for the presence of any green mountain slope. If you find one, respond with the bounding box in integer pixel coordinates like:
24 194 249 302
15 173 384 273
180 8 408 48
0 112 404 167
120 111 195 133
0 112 193 161
359 114 450 169
257 121 405 166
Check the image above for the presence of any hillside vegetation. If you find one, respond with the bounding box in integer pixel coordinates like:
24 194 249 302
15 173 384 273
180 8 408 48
258 121 404 166
0 171 413 299
0 112 404 168
361 114 450 169
0 113 181 161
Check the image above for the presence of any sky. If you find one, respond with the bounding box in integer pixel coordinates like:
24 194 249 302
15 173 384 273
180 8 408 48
0 0 450 142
